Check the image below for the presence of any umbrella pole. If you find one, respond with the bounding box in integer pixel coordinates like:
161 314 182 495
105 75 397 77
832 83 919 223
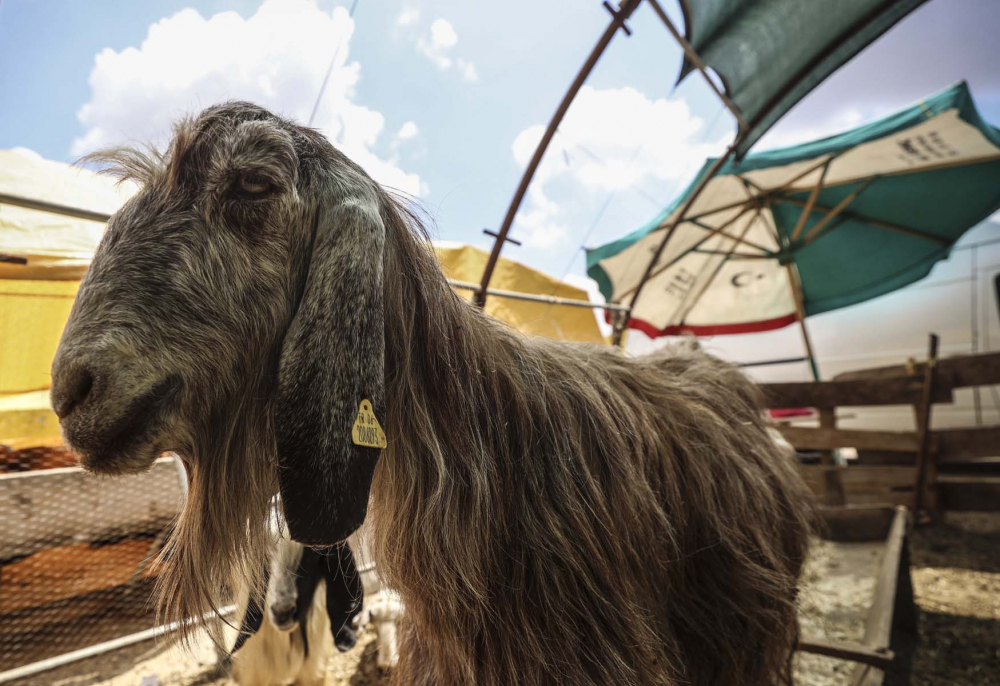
786 262 821 381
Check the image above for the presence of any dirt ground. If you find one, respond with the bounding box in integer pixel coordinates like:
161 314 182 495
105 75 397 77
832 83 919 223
36 624 389 686
14 512 1000 686
906 512 1000 686
794 511 1000 686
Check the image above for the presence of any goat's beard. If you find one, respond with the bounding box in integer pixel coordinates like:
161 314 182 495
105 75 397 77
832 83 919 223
154 386 277 649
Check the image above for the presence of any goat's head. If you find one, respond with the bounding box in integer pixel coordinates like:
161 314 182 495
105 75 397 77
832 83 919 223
51 101 389 552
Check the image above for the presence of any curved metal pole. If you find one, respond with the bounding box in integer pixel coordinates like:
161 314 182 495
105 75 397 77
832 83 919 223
475 0 642 307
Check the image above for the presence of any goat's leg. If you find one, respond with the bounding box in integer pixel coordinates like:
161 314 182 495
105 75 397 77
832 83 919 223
296 646 330 686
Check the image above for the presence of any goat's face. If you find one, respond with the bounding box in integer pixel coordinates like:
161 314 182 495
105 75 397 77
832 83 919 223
268 541 304 632
51 102 387 546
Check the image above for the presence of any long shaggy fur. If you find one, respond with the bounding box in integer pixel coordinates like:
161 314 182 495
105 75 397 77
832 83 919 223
372 221 814 683
58 103 815 686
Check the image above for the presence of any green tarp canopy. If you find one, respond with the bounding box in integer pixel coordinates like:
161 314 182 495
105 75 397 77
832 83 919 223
678 0 930 156
587 82 1000 339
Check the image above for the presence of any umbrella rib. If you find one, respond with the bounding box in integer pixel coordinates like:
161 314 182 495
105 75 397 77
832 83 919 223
645 156 835 237
796 215 850 251
802 177 876 241
757 206 782 243
692 249 771 259
666 197 756 227
688 218 772 253
783 152 1000 194
676 208 762 326
617 205 758 301
780 196 949 246
790 160 831 241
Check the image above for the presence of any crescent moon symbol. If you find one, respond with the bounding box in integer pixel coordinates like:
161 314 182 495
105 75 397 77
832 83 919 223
731 271 753 288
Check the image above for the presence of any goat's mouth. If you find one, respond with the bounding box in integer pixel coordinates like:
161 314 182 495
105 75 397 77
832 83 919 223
64 375 184 475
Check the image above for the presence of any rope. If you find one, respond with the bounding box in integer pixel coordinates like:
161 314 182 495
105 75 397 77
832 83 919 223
308 0 362 127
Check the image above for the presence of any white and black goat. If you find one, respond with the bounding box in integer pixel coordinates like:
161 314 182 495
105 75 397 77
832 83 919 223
224 521 363 686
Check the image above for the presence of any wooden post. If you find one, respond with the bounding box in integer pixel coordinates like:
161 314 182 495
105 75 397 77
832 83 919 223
819 407 836 465
610 309 628 347
913 333 940 517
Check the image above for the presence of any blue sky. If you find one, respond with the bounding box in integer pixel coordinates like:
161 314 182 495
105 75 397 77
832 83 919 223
1 0 999 339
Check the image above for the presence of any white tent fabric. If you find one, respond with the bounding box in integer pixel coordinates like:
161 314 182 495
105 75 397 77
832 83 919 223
0 148 137 279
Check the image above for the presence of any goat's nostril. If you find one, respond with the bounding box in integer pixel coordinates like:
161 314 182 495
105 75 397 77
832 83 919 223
53 367 95 419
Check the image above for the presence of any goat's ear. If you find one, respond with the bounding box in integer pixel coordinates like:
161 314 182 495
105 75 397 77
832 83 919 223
324 543 363 652
275 195 386 545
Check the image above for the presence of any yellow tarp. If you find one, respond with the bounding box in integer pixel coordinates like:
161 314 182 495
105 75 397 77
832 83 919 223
0 150 603 441
434 242 603 344
0 280 79 396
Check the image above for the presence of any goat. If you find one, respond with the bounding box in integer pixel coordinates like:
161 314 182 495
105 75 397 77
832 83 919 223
356 589 404 672
222 510 363 686
51 102 815 686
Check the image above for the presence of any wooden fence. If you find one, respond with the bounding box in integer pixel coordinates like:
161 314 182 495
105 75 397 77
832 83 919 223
763 346 1000 514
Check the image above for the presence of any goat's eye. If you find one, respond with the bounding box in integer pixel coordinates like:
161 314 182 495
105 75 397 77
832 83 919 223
236 173 274 196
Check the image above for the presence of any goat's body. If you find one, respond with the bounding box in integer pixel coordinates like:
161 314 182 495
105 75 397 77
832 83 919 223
54 103 814 686
227 577 332 686
371 236 816 685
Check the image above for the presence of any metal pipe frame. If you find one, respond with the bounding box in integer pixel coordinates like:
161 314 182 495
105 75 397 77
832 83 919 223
449 278 629 312
0 606 237 684
475 0 642 308
1 192 620 315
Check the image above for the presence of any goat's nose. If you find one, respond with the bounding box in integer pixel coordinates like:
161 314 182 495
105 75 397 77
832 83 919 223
335 627 358 652
271 606 295 627
51 365 95 419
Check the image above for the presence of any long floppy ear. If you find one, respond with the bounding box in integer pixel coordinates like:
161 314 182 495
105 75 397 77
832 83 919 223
275 194 386 545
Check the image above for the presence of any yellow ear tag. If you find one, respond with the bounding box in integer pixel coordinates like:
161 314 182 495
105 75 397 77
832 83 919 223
352 399 387 449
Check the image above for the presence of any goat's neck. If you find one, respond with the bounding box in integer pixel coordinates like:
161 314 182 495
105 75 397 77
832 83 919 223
381 237 527 471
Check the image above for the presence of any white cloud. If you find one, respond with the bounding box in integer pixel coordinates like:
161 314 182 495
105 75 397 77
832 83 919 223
456 57 478 83
396 8 420 26
396 121 419 141
430 19 458 49
510 85 727 249
414 18 478 81
515 205 568 249
756 108 867 151
72 0 424 197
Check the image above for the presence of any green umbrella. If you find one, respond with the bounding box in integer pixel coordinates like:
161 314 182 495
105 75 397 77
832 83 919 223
587 81 1000 375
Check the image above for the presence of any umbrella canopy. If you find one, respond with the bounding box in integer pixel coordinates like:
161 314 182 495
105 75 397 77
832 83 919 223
587 81 1000 340
676 0 929 156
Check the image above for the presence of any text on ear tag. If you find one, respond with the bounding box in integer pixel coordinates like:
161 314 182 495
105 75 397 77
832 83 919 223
352 399 387 449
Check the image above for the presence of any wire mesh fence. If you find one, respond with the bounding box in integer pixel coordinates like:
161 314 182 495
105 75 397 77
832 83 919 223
0 446 185 681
